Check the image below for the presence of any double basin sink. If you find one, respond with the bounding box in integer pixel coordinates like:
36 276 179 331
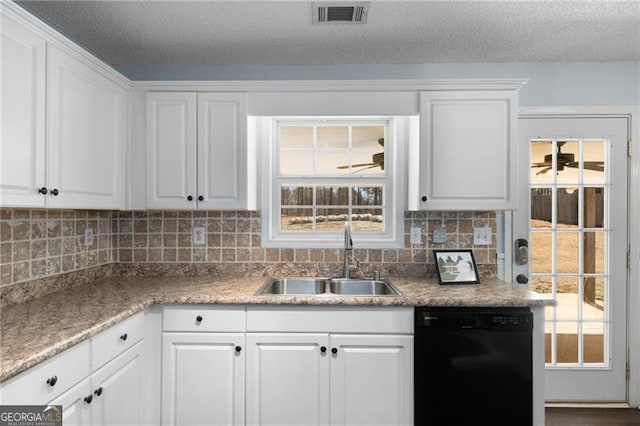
256 277 402 297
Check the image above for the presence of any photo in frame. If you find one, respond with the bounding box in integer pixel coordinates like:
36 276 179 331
433 249 480 284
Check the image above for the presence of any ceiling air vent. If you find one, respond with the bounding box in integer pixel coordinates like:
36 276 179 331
313 2 370 24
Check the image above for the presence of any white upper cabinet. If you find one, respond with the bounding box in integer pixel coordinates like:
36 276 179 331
146 91 249 210
1 12 46 207
197 93 248 209
417 90 518 210
146 92 197 209
0 8 127 210
47 45 127 209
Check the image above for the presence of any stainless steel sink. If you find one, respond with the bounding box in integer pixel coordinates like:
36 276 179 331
329 278 401 296
257 277 329 295
256 277 401 297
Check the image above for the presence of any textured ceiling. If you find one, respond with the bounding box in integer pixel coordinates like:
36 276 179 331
15 0 640 66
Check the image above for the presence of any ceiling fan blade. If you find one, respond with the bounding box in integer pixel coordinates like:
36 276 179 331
535 167 552 175
584 162 605 172
336 162 376 169
351 164 380 173
531 162 551 168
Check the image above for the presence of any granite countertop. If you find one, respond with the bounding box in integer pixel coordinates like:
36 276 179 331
0 274 554 383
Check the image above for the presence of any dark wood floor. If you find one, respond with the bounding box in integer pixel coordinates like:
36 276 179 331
546 407 640 425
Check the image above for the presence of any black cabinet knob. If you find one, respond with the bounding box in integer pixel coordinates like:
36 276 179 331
84 394 93 404
94 387 103 397
331 347 338 354
198 195 204 201
46 376 58 387
196 315 203 323
320 346 327 353
120 333 128 341
51 188 59 196
421 196 427 202
187 195 193 201
235 346 242 352
38 187 48 195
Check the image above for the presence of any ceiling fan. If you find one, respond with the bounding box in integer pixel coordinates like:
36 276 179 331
531 141 604 175
336 138 384 172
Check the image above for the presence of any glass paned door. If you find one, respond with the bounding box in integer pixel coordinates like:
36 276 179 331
517 117 628 402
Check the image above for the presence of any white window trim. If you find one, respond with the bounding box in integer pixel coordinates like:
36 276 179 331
259 116 410 249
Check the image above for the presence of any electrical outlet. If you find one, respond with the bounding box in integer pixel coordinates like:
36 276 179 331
192 226 206 246
410 227 422 245
473 227 491 245
432 228 446 244
84 228 94 247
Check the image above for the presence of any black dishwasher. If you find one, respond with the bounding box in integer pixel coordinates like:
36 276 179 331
414 307 533 425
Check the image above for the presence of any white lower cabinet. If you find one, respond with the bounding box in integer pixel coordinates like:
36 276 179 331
49 341 144 426
329 334 413 426
161 305 246 426
0 312 147 425
245 333 330 425
162 333 245 426
245 306 414 426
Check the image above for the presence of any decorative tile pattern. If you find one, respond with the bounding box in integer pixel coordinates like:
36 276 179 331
0 209 114 287
113 210 497 268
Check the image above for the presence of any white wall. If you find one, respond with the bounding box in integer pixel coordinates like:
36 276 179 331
115 62 640 107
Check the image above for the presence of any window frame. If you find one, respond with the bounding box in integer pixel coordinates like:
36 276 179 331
260 116 406 249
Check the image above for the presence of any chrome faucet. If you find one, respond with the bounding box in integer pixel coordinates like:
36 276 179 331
343 222 354 278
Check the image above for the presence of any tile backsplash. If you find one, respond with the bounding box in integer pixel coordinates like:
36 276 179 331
0 208 496 288
0 209 114 286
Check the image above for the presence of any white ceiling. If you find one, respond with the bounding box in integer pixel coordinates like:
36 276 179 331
15 0 640 67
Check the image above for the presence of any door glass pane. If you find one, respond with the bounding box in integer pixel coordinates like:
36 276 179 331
556 322 579 363
556 232 579 273
531 140 554 183
530 231 552 273
583 140 606 184
556 276 579 320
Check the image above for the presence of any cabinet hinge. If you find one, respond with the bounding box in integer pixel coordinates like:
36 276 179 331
628 139 632 157
626 361 631 380
627 249 633 270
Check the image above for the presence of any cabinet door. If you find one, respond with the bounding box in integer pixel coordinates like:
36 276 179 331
47 45 126 209
0 13 46 207
418 91 517 210
329 334 413 426
246 333 329 426
162 333 245 426
197 92 248 209
146 92 197 210
48 378 93 426
90 341 145 426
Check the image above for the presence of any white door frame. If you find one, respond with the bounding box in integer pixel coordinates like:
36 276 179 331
510 106 640 407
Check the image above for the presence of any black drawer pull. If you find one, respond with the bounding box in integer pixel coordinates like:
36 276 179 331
46 376 58 387
84 394 93 404
51 188 59 196
320 346 327 353
235 346 242 352
198 195 204 201
331 347 338 354
38 187 48 195
120 333 128 341
94 387 103 397
196 315 203 323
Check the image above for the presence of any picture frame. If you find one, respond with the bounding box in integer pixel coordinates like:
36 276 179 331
433 249 480 284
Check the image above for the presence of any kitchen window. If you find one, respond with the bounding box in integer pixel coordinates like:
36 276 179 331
261 117 405 248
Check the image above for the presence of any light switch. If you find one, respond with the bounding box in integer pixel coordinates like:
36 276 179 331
473 227 491 245
432 228 446 244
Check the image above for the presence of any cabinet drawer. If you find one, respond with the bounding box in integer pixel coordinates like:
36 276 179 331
0 340 90 405
163 305 245 332
91 312 144 370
